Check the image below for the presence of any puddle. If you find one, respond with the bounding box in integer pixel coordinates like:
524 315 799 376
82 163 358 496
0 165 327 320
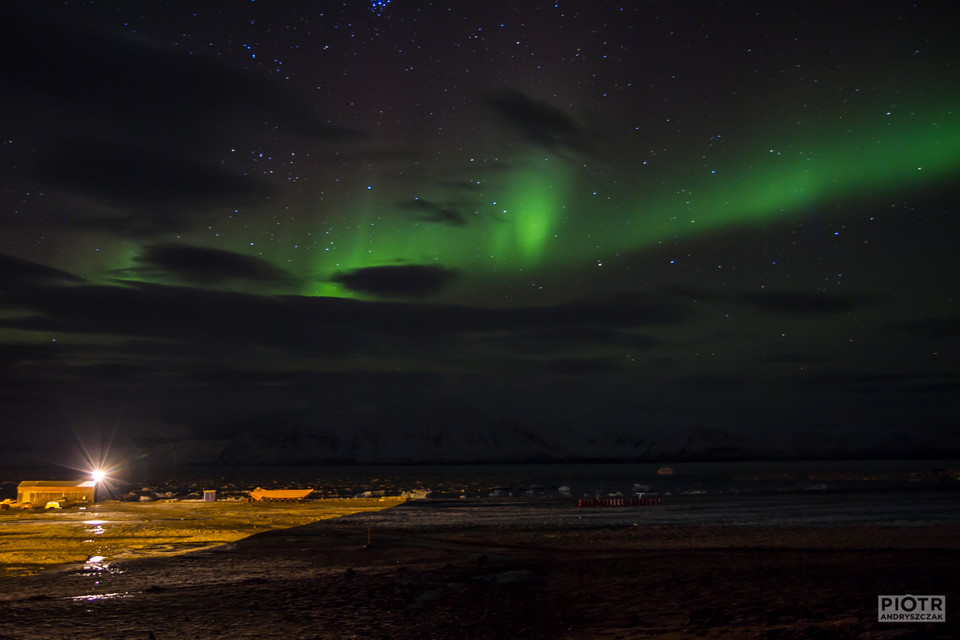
77 555 122 576
84 555 107 570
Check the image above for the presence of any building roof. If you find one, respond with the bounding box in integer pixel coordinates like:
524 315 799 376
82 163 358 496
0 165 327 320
18 480 96 488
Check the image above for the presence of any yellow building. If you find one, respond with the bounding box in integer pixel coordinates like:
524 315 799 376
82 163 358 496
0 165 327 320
17 480 96 505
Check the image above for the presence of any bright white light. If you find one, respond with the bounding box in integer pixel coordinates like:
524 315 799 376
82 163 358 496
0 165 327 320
91 469 106 483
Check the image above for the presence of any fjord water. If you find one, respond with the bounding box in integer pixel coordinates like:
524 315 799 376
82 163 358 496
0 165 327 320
156 459 960 527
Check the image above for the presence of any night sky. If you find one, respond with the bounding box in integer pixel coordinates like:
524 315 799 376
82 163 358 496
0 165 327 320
2 1 958 464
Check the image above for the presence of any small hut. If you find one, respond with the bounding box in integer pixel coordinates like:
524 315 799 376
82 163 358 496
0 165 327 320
17 480 96 505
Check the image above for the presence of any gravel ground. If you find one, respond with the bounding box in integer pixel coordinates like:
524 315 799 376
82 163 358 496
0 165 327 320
0 499 957 639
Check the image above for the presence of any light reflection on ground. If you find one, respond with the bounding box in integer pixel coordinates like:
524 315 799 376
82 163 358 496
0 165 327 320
0 498 405 576
84 521 106 535
69 591 133 602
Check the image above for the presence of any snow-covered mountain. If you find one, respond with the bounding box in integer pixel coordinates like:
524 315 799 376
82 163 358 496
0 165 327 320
215 421 960 465
219 421 571 465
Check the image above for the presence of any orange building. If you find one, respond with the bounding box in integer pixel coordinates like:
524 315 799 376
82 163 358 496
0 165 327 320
16 480 96 505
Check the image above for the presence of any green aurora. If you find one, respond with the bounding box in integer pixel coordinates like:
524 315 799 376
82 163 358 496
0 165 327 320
92 97 958 303
283 102 958 299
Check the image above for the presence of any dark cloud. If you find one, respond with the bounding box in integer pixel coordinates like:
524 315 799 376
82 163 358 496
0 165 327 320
186 368 443 396
797 371 960 395
894 317 960 338
0 7 361 144
487 89 593 156
2 6 360 240
331 264 460 298
0 253 84 291
900 381 960 394
762 352 829 364
484 326 662 355
538 293 694 328
658 286 729 304
72 362 160 382
124 244 297 289
545 357 622 375
34 140 272 216
677 374 747 394
397 199 467 226
1 282 355 358
0 202 216 240
740 290 874 315
0 261 954 456
0 343 76 392
1 279 689 367
0 279 491 364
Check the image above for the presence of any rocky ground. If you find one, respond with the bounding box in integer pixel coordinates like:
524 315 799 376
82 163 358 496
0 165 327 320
0 500 957 639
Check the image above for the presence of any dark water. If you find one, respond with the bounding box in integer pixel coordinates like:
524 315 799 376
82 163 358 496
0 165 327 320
170 458 960 497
